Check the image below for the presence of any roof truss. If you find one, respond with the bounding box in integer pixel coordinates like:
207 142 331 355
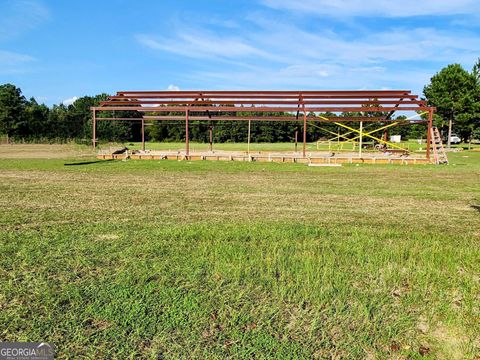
92 90 433 116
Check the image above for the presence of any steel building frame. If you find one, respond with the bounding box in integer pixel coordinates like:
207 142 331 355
91 90 435 160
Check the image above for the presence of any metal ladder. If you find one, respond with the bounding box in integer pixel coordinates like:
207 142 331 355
430 127 449 164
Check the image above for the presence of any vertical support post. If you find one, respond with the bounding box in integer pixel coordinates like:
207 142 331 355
426 109 433 161
92 109 96 149
185 108 189 157
302 109 307 157
141 118 145 151
358 121 363 158
247 119 251 154
209 125 213 152
447 118 452 149
294 128 298 152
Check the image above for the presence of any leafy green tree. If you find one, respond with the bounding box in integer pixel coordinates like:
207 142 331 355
19 98 50 140
0 84 27 137
470 59 480 140
472 127 480 140
423 64 477 144
70 94 133 143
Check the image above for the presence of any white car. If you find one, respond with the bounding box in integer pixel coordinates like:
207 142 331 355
449 134 461 144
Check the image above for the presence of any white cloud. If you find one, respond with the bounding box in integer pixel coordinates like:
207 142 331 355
136 30 278 63
185 64 430 91
137 19 480 70
0 0 50 40
277 64 335 78
243 16 480 65
261 0 480 17
62 96 78 106
0 50 36 65
167 84 180 91
0 50 36 74
134 6 479 96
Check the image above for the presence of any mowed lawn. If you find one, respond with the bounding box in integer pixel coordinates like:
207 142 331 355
0 145 479 359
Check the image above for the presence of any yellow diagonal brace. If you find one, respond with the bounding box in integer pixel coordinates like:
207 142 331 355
309 122 353 141
327 132 352 142
309 120 365 143
314 115 373 143
348 122 399 142
334 122 408 151
323 128 356 142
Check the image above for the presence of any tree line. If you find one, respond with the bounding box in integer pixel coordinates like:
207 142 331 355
1 60 479 144
0 89 133 143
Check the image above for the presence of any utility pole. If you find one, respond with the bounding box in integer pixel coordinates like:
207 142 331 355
447 118 453 148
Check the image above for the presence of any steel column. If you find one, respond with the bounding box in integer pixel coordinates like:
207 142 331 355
303 108 307 157
185 108 189 156
92 109 96 149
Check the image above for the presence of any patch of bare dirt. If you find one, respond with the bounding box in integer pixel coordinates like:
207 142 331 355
0 144 93 159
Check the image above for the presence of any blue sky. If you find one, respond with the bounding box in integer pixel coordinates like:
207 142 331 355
1 0 479 106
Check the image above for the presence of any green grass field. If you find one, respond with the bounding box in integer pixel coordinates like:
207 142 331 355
0 144 479 359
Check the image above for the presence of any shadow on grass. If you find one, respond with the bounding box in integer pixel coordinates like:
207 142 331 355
64 159 115 166
471 204 480 213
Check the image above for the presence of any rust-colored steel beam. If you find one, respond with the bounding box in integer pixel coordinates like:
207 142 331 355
96 117 146 120
142 116 391 122
92 106 431 112
141 116 389 121
100 100 426 106
117 90 412 95
107 94 420 100
96 116 427 123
